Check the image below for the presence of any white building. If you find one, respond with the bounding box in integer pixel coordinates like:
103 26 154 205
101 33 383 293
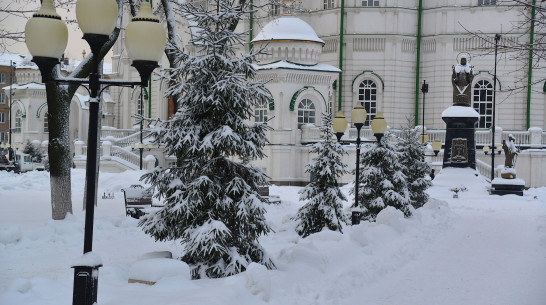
4 0 546 186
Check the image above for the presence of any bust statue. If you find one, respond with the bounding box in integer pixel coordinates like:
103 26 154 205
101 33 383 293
452 54 474 106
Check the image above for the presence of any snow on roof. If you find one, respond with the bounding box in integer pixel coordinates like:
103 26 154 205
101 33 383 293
2 82 45 91
441 106 480 118
74 93 90 109
252 17 325 45
0 53 26 66
253 60 340 73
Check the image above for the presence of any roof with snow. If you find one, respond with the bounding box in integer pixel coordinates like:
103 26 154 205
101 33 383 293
2 82 45 91
253 60 340 73
251 17 325 45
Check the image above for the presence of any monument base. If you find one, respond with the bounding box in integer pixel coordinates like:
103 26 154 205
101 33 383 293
491 178 525 196
441 106 479 170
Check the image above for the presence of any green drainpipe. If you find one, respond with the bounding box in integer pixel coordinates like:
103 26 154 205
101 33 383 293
149 0 153 118
526 0 536 129
250 0 254 51
337 0 345 111
414 0 423 126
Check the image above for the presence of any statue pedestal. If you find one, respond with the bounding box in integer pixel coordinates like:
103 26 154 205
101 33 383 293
441 106 479 169
491 178 525 196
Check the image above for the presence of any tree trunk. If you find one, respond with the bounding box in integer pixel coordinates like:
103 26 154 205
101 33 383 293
46 81 73 220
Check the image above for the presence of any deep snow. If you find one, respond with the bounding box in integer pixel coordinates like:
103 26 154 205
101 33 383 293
0 167 545 305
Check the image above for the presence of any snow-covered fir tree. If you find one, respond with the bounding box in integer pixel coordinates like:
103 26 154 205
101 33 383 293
139 0 274 279
354 133 412 221
295 113 349 238
22 140 43 162
398 126 432 209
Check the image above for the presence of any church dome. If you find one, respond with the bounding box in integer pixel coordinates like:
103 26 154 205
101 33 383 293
252 17 324 66
252 17 324 45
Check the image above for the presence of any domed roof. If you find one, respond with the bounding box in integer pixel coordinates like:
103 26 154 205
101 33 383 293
251 17 324 45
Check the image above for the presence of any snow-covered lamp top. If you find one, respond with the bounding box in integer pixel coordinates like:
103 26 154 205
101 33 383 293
252 17 324 66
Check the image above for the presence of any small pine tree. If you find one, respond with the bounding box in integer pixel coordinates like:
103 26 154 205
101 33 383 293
139 0 274 279
398 126 432 209
23 140 43 162
354 133 411 221
295 113 349 238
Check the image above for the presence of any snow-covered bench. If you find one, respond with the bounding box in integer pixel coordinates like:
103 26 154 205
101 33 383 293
121 185 154 219
258 186 281 204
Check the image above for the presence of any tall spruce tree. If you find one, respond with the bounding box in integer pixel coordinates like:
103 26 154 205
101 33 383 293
139 0 274 279
354 133 412 221
398 126 432 209
295 114 349 238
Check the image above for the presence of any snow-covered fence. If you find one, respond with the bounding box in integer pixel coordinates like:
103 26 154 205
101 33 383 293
476 159 492 180
110 146 141 166
101 128 136 139
301 126 544 148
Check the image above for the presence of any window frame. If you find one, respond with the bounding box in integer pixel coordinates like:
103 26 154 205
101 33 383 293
270 2 280 16
44 111 49 133
473 80 493 129
358 79 377 126
297 98 316 128
254 99 268 124
15 109 22 133
0 92 5 104
0 112 5 124
323 0 335 9
0 73 5 84
361 0 379 7
478 0 496 6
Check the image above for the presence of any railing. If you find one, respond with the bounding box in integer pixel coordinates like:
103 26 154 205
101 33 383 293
476 159 492 181
301 126 545 148
101 128 136 139
110 146 140 168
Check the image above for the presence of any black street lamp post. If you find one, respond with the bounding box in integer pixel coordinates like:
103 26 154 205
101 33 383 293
8 60 15 162
350 103 367 225
421 80 429 144
25 1 166 305
490 34 501 181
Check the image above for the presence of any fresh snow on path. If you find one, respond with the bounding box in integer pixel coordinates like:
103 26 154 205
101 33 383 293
0 167 545 305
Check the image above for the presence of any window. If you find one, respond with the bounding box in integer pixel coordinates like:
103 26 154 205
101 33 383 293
15 109 22 133
478 0 496 6
0 112 5 123
362 0 379 7
358 80 377 126
270 2 280 16
255 99 268 124
44 112 49 133
473 80 493 128
323 0 335 9
297 99 315 128
137 92 145 117
0 92 5 104
0 73 5 84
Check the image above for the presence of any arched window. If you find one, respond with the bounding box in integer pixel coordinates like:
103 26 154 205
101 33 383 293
15 109 22 133
44 112 49 133
297 98 315 128
358 79 377 126
255 99 268 124
473 80 493 128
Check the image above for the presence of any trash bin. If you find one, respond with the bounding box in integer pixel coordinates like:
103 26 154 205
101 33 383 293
72 265 101 305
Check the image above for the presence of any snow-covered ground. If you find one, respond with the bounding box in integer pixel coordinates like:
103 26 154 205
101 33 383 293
1 168 545 305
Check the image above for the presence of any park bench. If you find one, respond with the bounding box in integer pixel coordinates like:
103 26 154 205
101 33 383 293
121 185 155 219
258 186 281 204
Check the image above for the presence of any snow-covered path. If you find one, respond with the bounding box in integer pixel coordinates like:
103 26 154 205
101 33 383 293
1 168 545 305
359 200 546 305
